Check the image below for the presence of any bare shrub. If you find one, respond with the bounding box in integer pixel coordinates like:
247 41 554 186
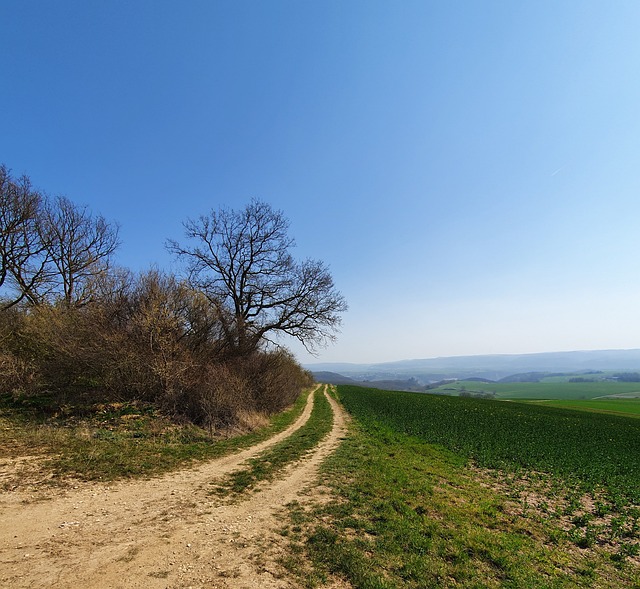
15 305 110 400
235 349 313 414
0 272 313 431
107 270 203 405
0 351 38 396
170 349 312 433
191 362 252 434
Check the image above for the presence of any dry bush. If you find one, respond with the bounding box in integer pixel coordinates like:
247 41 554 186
235 349 313 414
189 362 253 434
12 305 109 400
106 270 203 406
0 268 313 433
183 354 308 434
0 351 38 396
0 308 39 396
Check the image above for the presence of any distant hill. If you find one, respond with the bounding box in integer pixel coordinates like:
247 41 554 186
306 349 640 384
312 371 427 392
312 371 358 385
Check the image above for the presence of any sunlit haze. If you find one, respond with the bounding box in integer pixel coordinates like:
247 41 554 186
3 1 640 365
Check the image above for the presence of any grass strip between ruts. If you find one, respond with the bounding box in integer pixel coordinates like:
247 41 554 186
212 385 334 497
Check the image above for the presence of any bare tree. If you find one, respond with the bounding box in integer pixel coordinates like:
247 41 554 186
168 200 347 356
0 166 50 308
40 195 120 306
0 166 120 308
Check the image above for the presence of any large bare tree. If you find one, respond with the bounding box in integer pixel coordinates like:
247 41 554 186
168 200 347 356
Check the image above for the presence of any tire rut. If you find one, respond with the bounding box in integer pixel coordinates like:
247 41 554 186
0 385 348 588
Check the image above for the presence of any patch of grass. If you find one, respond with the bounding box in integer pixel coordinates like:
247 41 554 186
117 545 141 562
0 386 313 485
283 421 640 588
148 571 170 579
213 385 333 496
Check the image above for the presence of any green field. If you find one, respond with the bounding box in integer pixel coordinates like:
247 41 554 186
430 379 640 400
525 398 640 418
337 385 640 501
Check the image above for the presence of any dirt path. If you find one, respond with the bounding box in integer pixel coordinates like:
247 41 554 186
0 385 348 588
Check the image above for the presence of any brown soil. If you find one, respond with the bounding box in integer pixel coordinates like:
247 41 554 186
0 385 348 588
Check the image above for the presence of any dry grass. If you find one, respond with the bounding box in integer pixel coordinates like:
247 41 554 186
0 387 312 490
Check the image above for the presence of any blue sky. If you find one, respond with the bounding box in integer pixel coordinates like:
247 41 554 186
3 1 640 364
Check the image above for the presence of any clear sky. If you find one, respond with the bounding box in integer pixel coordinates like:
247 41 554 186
3 1 640 365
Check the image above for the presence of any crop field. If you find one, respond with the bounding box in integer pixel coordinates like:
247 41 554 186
430 379 640 400
337 385 640 501
527 398 640 418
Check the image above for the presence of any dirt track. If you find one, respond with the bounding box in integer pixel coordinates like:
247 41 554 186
0 385 347 588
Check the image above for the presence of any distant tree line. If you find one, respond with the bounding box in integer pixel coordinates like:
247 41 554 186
0 164 346 431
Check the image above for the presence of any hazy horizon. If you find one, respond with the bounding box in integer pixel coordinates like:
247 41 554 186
3 2 640 365
302 346 640 368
